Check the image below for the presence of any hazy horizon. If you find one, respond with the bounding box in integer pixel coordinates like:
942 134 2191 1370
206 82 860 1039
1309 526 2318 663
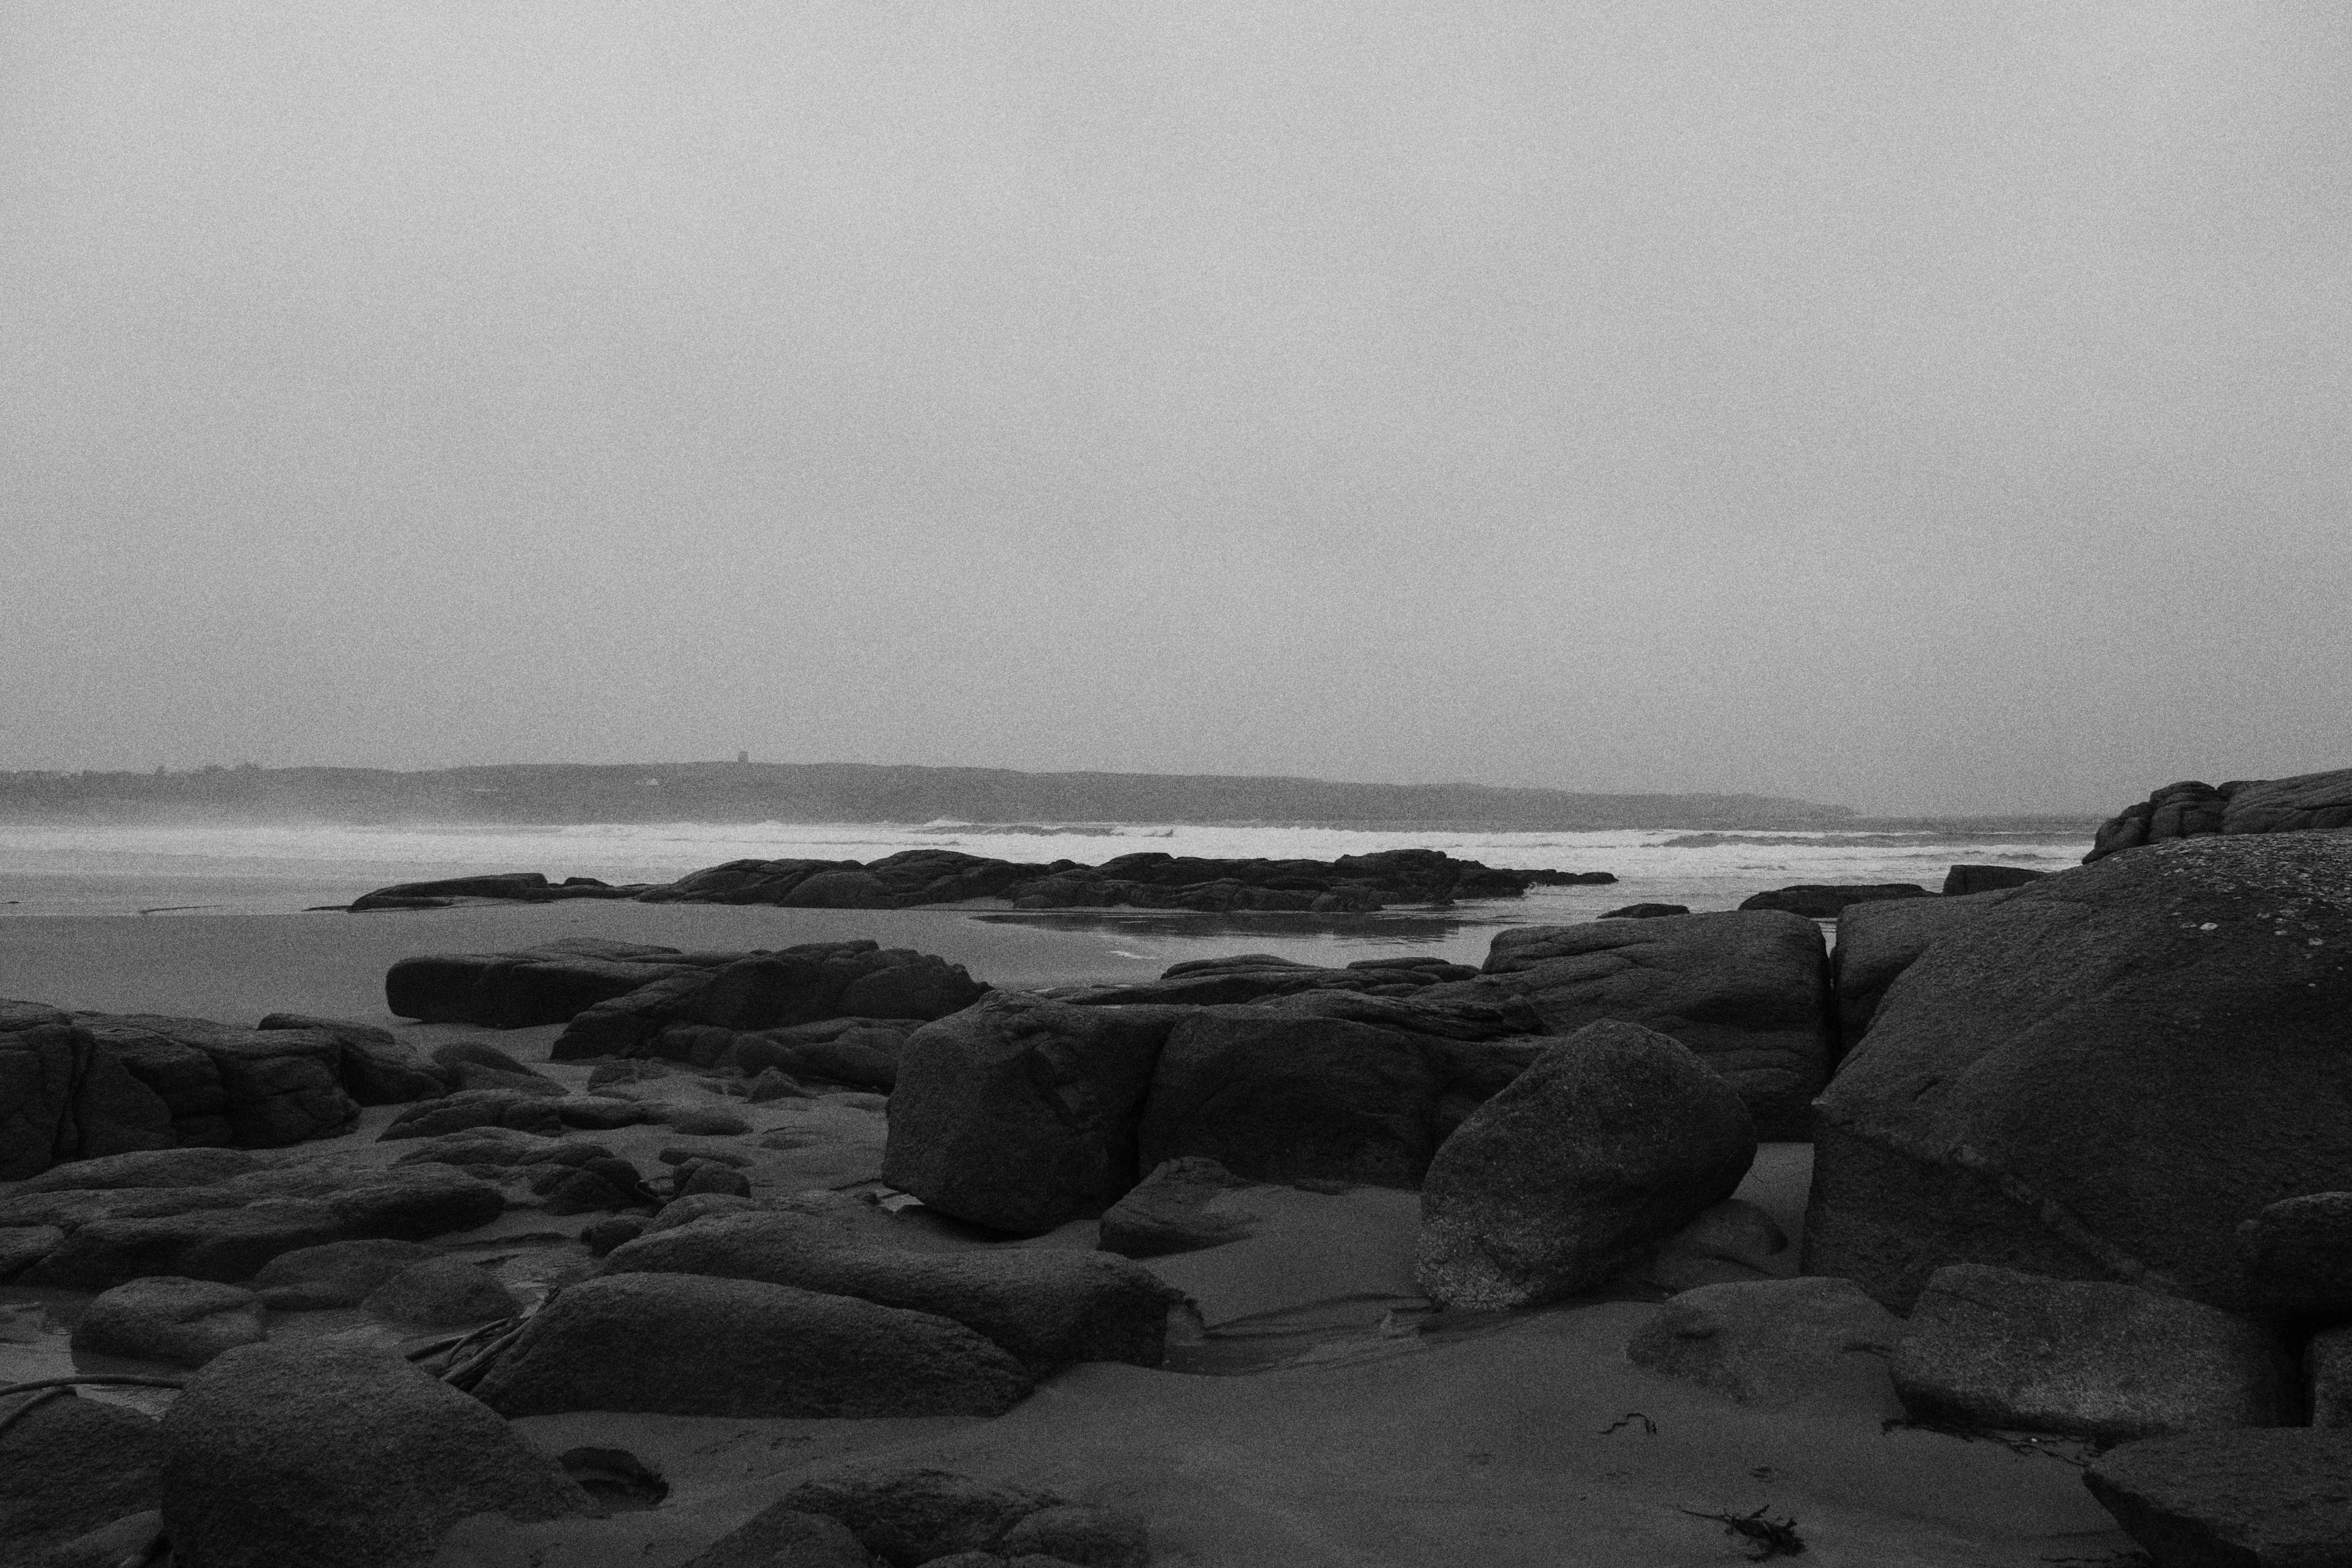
8 3 2348 816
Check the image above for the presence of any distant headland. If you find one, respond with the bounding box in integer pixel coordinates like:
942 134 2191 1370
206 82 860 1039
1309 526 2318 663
0 760 1866 830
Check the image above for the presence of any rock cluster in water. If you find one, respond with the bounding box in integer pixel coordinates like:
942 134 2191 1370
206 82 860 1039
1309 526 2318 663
345 847 1616 913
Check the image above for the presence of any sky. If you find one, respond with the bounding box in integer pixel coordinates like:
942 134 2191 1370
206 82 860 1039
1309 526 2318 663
5 2 2348 816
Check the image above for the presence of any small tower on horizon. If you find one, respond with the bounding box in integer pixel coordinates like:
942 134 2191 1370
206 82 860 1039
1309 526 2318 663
737 750 750 765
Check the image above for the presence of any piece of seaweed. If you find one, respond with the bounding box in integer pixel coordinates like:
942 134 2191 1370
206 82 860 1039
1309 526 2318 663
1681 1504 1806 1560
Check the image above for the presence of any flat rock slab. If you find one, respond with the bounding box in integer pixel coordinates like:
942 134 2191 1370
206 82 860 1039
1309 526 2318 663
1625 1275 1902 1413
2085 1428 2352 1568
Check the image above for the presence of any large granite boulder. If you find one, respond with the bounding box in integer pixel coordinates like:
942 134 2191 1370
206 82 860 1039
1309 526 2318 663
160 1340 594 1568
599 1208 1179 1373
2086 766 2352 862
549 942 988 1060
1421 912 1833 1139
1828 888 2021 1062
74 1014 364 1148
71 1276 267 1366
1941 865 2047 895
470 1273 1033 1418
0 1391 164 1566
2083 1429 2352 1568
0 1001 173 1179
1807 834 2352 1312
384 937 717 1026
255 1014 449 1104
882 994 1192 1234
1891 1264 2289 1441
1415 1020 1756 1309
2237 1191 2352 1315
1625 1276 1902 1410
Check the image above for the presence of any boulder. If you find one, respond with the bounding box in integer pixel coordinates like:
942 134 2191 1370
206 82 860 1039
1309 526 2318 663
1000 1505 1150 1568
1632 1198 1793 1294
1600 903 1690 919
361 1257 521 1325
1097 1156 1259 1259
599 1210 1179 1373
1427 912 1833 1139
250 1238 436 1309
1828 888 2020 1062
14 1146 264 1194
469 1273 1033 1418
36 1508 167 1568
883 994 1191 1234
384 939 711 1028
377 1089 564 1141
1135 1008 1449 1191
80 1017 362 1148
2085 766 2352 862
0 1003 174 1179
729 1020 908 1090
735 1466 1062 1567
0 1226 63 1282
682 1508 873 1568
0 1390 164 1566
1806 834 2352 1312
256 1013 448 1104
1415 1021 1755 1309
1738 883 1933 919
1890 1264 2289 1442
1059 952 1479 1008
654 1105 752 1136
159 1339 594 1568
1940 865 2047 895
2083 1429 2352 1568
2309 1325 2352 1429
21 1202 347 1290
1625 1276 1902 1410
70 1276 267 1366
2238 1191 2352 1315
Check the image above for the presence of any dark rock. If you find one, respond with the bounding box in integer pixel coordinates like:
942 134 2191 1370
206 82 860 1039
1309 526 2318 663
361 1257 520 1326
159 1339 594 1568
746 1067 813 1101
15 1146 263 1193
554 1095 651 1129
2309 1326 2352 1428
387 1126 556 1170
257 1014 448 1104
429 1041 565 1100
658 1145 755 1170
740 1466 1061 1566
251 1239 435 1309
882 994 1191 1235
0 1225 63 1281
729 1021 908 1090
1891 1263 2290 1441
470 1273 1033 1418
1828 889 2020 1064
1136 1008 1449 1190
672 1162 753 1199
1600 903 1690 919
1737 883 1933 919
537 1157 655 1214
0 1390 164 1566
1634 1197 1793 1294
1431 911 1833 1139
0 1004 174 1180
255 1165 505 1241
1807 834 2352 1312
1000 1505 1150 1568
643 1193 760 1233
377 1089 565 1140
2238 1192 2352 1315
580 1216 647 1257
654 1105 752 1136
2083 1429 2352 1568
37 1508 167 1568
71 1276 267 1366
2086 766 2352 863
21 1202 347 1290
384 940 710 1028
681 1507 873 1568
1097 1156 1258 1259
1062 952 1471 1008
1940 864 2048 895
1415 1020 1756 1308
1625 1276 1901 1410
600 1209 1179 1374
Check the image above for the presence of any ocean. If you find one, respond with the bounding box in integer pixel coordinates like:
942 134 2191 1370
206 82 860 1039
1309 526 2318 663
0 819 2090 955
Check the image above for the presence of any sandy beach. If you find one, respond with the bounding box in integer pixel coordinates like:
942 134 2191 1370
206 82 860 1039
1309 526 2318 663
0 904 2139 1568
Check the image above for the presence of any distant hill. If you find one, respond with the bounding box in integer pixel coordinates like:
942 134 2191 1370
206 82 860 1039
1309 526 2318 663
0 761 1859 831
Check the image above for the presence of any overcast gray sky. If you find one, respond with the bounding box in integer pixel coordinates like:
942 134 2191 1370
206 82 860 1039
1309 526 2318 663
5 2 2347 815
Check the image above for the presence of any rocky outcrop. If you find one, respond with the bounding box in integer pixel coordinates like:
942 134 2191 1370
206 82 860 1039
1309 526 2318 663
549 942 985 1060
0 1391 164 1567
1806 833 2352 1312
361 1256 521 1326
1828 888 2020 1061
71 1276 267 1366
1890 1264 2289 1441
5 1163 503 1290
250 1238 435 1310
353 846 1605 915
0 1002 172 1179
599 1207 1181 1373
2239 1192 2352 1315
2084 766 2352 862
384 938 719 1027
1054 952 1480 1008
1423 911 1833 1139
2083 1429 2352 1568
1625 1276 1902 1410
469 1272 1034 1418
1600 902 1690 919
1940 864 2047 895
1413 1021 1755 1309
159 1340 594 1568
1736 884 1931 919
